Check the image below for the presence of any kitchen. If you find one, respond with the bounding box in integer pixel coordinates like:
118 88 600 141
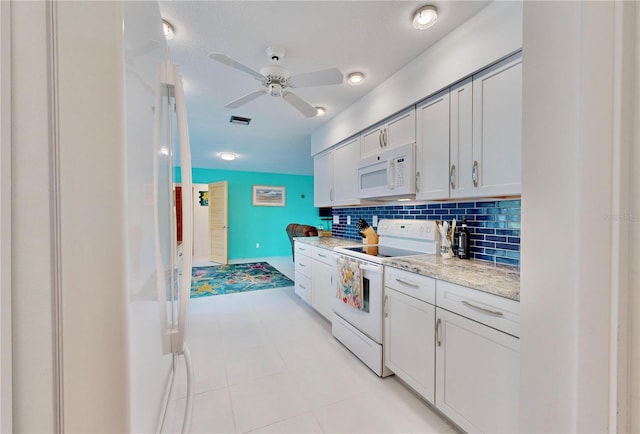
2 1 638 433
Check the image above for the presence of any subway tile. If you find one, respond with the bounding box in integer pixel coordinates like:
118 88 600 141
474 254 495 263
496 257 519 266
508 237 520 244
486 235 507 243
496 243 520 251
498 200 521 208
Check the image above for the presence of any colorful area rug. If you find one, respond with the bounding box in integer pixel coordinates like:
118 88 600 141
191 262 294 298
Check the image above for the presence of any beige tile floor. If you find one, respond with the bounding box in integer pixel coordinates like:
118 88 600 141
164 257 458 433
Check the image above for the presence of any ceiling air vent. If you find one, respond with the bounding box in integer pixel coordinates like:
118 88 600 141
229 115 251 125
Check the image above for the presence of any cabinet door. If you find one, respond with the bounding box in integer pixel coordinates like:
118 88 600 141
313 150 333 207
449 77 474 199
416 90 450 200
472 52 522 197
435 308 519 433
311 257 334 321
361 124 384 157
332 137 361 206
294 272 312 305
385 108 416 150
384 288 435 404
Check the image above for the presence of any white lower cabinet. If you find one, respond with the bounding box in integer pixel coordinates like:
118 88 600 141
383 268 520 433
435 307 519 433
384 287 436 404
294 242 335 322
311 247 335 321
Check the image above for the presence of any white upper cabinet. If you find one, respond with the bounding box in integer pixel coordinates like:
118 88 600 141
313 136 361 207
472 52 522 196
332 136 361 206
449 77 474 199
415 52 522 200
313 150 333 207
361 108 415 158
416 89 451 200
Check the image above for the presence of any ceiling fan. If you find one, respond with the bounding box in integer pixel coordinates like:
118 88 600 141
208 47 343 118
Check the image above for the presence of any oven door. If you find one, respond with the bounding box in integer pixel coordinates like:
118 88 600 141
333 255 384 343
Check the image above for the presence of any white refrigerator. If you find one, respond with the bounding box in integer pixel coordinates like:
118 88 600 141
123 2 194 432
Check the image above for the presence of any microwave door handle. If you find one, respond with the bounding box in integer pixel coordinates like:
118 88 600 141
387 160 395 189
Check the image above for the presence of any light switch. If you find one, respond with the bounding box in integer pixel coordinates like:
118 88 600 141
372 215 378 227
333 215 340 224
347 216 351 225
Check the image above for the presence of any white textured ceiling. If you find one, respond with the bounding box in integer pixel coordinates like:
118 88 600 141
159 1 490 176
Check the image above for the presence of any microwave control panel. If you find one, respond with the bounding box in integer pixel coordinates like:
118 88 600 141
394 157 406 188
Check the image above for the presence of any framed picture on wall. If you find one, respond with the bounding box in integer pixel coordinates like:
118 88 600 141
252 185 286 207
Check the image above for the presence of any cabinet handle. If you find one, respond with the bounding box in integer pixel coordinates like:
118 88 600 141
472 161 479 187
384 295 389 318
379 130 384 148
415 171 420 192
395 278 420 289
450 164 456 189
383 128 388 147
329 188 334 202
298 263 306 268
299 284 307 290
318 253 327 258
461 300 504 317
435 318 442 347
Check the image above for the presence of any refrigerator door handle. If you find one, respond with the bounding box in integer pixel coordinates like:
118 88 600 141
171 63 193 356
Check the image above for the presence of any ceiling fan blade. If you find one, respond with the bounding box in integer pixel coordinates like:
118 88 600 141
224 89 267 109
288 68 343 88
208 52 264 80
282 91 318 118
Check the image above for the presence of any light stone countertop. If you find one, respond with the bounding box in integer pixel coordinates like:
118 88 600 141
294 236 520 301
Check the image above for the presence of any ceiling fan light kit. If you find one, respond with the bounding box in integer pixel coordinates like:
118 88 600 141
209 46 343 117
413 5 438 30
315 106 326 116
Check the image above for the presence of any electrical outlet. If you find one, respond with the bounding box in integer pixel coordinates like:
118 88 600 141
373 215 378 227
256 243 260 249
347 216 351 225
333 215 340 224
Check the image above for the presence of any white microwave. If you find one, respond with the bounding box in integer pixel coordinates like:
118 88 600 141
357 142 416 200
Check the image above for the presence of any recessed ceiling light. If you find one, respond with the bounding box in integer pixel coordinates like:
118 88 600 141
315 106 326 116
413 5 438 30
219 152 237 161
162 19 175 40
347 72 365 86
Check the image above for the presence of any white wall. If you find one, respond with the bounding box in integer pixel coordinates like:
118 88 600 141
0 1 11 432
310 1 523 155
520 1 634 432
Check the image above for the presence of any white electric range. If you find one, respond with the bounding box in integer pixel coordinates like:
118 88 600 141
332 219 439 376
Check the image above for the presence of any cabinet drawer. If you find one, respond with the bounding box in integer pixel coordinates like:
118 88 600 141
294 241 312 257
436 280 520 337
294 272 312 305
295 252 312 278
385 267 435 305
312 246 335 266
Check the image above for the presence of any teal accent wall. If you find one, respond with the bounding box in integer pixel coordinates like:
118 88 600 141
175 168 318 260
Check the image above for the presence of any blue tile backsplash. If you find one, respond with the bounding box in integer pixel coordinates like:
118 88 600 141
331 199 521 267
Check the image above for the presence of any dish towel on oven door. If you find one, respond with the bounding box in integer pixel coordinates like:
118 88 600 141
336 256 364 310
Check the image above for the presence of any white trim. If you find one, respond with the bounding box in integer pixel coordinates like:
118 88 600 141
0 1 12 432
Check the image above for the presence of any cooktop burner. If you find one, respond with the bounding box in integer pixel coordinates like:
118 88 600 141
339 245 425 258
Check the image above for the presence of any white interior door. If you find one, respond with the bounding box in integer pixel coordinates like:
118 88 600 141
192 184 211 260
209 181 228 264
